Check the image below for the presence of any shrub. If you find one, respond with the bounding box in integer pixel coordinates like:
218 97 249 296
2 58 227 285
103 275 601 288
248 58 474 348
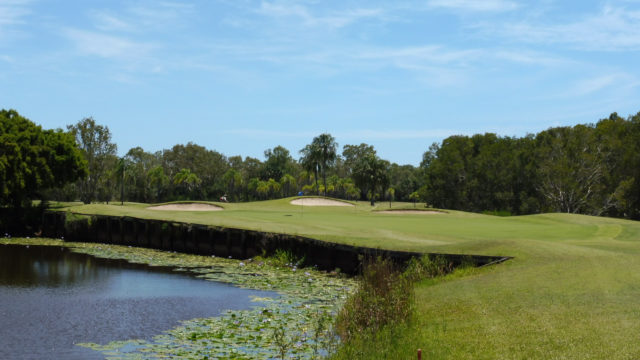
335 257 414 341
403 255 454 281
268 249 305 268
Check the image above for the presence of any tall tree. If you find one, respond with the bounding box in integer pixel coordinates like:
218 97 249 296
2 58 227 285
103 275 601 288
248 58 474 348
535 125 608 214
312 133 338 197
262 146 295 181
67 117 117 204
299 144 320 194
0 109 87 207
352 153 390 206
280 173 297 197
223 168 243 201
173 168 202 199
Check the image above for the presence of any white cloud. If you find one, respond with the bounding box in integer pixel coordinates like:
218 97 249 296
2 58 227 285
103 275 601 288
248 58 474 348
90 11 133 32
64 28 155 60
484 5 640 51
341 129 460 140
257 1 384 29
568 73 637 97
222 128 317 138
127 1 194 25
88 2 194 34
0 0 30 26
427 0 518 12
357 45 479 65
491 50 569 66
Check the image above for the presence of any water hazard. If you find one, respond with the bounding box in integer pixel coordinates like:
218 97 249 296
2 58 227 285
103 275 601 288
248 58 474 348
0 244 275 360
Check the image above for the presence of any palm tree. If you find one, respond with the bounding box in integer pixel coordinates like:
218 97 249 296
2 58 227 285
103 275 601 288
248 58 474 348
300 133 338 197
313 133 338 197
299 144 320 194
223 168 242 201
280 174 297 197
173 168 202 199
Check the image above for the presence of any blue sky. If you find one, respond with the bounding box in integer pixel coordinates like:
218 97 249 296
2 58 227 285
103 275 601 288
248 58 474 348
1 0 639 165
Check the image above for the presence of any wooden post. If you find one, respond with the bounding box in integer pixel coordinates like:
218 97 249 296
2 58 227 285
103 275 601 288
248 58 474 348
418 349 422 360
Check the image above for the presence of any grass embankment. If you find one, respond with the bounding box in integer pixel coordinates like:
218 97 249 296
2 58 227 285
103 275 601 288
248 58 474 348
56 197 640 359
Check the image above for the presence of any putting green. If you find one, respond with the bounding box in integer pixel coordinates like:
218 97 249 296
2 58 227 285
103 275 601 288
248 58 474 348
55 197 640 359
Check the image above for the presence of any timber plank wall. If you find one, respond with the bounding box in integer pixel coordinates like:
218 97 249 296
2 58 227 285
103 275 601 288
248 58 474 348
42 211 510 275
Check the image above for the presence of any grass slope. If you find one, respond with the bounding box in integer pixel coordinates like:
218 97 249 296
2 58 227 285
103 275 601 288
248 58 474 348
57 198 640 359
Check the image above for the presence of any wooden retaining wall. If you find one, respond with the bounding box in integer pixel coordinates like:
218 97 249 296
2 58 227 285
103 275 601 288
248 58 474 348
42 211 510 275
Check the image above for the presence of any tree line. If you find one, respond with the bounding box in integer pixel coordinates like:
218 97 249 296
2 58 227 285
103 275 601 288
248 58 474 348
2 108 640 221
421 112 640 219
43 117 420 206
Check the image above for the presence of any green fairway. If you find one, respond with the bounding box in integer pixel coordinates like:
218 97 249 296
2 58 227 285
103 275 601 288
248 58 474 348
57 197 640 359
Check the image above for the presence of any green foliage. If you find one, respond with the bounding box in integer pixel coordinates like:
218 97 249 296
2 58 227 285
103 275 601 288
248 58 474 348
420 111 640 219
482 210 512 217
352 152 390 205
403 255 455 281
0 109 87 207
261 249 305 269
335 257 414 341
67 117 117 204
263 145 296 181
173 168 202 198
50 198 640 359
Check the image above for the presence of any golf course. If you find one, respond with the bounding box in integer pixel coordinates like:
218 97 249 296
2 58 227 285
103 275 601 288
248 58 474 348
50 197 640 359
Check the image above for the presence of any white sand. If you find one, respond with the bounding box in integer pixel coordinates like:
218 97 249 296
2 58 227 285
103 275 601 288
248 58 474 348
378 210 444 215
290 198 354 207
148 203 223 211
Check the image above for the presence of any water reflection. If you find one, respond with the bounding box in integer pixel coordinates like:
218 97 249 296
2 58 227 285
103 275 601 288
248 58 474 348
0 245 106 287
0 244 275 360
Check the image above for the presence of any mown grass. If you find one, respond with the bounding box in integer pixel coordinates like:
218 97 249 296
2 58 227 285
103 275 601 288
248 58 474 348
55 197 640 359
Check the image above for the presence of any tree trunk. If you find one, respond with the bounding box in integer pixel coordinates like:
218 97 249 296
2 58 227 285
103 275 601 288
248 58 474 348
322 168 327 197
314 166 319 195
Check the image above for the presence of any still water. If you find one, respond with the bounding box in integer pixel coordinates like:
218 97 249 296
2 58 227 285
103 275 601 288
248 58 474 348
0 244 274 360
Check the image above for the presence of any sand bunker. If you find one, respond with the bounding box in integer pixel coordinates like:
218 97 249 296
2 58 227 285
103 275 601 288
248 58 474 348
378 210 444 215
290 198 354 207
148 203 223 211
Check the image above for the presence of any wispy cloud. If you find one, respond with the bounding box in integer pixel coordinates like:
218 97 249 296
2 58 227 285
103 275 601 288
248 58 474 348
568 73 638 97
257 1 385 29
427 0 518 13
0 0 31 26
127 1 194 27
222 128 317 138
482 5 640 51
340 129 461 140
64 28 155 60
491 50 570 67
88 1 194 33
357 45 479 65
90 11 134 32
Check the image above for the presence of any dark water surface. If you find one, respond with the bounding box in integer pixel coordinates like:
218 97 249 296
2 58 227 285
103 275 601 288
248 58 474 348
0 244 275 360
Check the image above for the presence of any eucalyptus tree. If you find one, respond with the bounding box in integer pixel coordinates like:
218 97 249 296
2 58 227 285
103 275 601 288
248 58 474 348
262 146 295 181
342 143 375 177
163 143 228 200
67 117 117 204
535 125 607 214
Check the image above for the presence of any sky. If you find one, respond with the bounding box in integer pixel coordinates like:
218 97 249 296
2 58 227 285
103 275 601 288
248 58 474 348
1 0 639 165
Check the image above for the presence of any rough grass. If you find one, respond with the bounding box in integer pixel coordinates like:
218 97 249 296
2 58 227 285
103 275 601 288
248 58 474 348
54 197 640 359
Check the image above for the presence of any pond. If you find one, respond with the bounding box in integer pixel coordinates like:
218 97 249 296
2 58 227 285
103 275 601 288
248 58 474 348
0 244 275 359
